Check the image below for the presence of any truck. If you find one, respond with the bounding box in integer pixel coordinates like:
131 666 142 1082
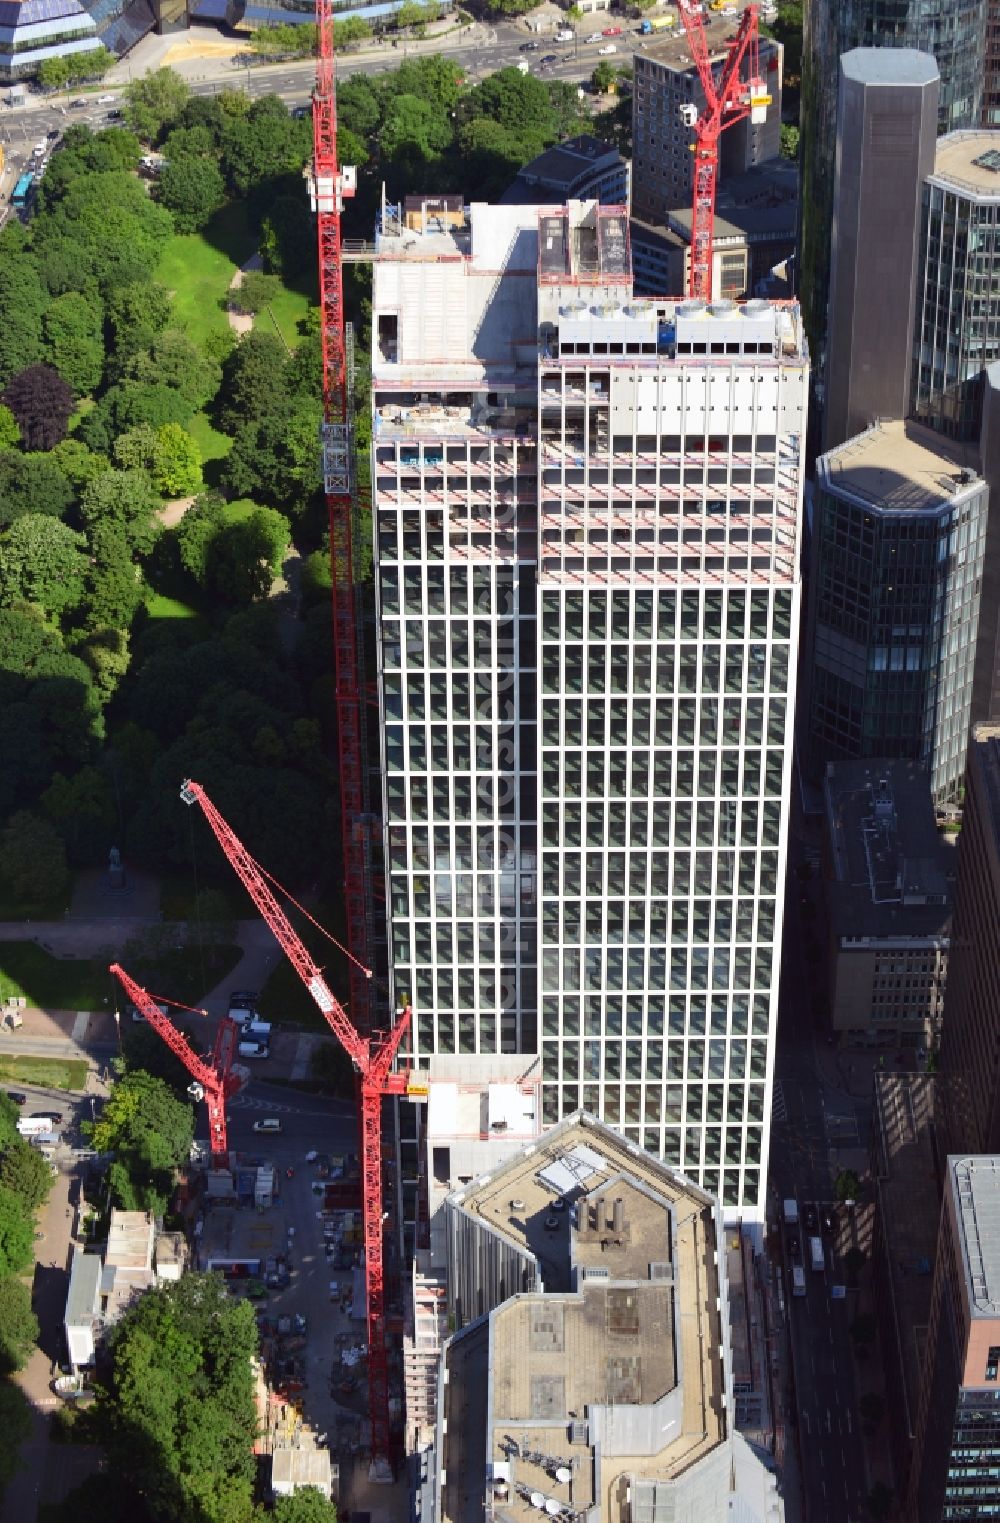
791 1265 806 1297
809 1236 825 1273
555 26 574 40
640 15 675 32
17 1116 54 1138
782 1199 798 1226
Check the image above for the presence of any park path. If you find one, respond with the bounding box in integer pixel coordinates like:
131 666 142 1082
227 251 264 337
156 495 197 529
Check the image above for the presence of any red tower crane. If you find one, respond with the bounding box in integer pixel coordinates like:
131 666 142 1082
675 2 770 300
306 0 371 1041
108 962 243 1166
179 780 411 1478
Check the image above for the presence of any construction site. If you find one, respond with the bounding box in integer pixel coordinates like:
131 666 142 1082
86 2 796 1517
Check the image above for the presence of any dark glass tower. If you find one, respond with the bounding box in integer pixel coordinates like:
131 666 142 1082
800 0 986 364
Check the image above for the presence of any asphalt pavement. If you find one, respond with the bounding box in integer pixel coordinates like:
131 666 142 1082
769 804 872 1523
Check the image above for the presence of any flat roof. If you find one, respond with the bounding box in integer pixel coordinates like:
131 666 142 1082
820 418 981 512
824 759 953 940
271 1443 331 1492
443 1115 726 1523
198 1200 291 1268
65 1249 102 1327
950 1156 1000 1317
105 1210 154 1272
931 131 1000 197
841 46 939 88
637 10 776 71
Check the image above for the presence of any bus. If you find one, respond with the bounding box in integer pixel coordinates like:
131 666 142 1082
11 172 33 208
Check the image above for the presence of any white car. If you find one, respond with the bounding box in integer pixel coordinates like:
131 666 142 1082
586 31 602 42
97 93 116 104
599 42 617 53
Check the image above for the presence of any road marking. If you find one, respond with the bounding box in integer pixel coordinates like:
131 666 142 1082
826 1407 832 1432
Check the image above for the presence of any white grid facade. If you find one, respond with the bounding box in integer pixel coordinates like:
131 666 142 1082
371 205 808 1226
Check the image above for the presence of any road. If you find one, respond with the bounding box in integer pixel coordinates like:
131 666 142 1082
0 21 639 204
220 1076 359 1152
770 806 870 1523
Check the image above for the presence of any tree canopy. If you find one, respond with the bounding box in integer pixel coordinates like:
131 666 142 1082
100 1274 258 1523
87 1070 194 1214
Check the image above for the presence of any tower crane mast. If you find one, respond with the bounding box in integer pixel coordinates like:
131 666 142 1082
306 0 371 1040
675 2 769 301
108 962 243 1166
180 781 411 1478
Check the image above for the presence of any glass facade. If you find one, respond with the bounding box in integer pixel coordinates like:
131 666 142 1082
800 0 986 358
372 207 807 1228
808 456 987 802
913 159 1000 439
375 439 539 1065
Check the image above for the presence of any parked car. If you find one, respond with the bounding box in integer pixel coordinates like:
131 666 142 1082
5 1091 26 1106
519 39 538 50
599 43 617 53
97 93 116 104
252 1118 282 1133
586 31 602 41
602 25 622 35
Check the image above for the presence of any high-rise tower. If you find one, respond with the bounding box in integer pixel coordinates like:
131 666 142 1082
371 197 808 1232
800 0 986 368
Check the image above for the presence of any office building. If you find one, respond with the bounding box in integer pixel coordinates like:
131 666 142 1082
501 135 629 209
426 1111 783 1523
907 1155 1000 1522
870 1073 939 1501
822 50 939 453
822 760 952 1051
912 132 1000 441
0 0 102 81
974 365 1000 721
986 0 1000 124
935 724 1000 1162
631 18 782 225
800 0 986 362
631 156 798 302
805 419 987 802
371 197 808 1230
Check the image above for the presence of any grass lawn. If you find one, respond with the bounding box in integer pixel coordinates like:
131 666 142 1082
156 201 254 351
0 884 73 920
222 498 258 524
0 1055 89 1092
253 274 316 352
159 872 243 923
187 409 233 469
144 592 204 624
0 944 108 1010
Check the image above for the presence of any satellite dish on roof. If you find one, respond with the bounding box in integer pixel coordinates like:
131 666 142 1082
530 1495 545 1510
555 1468 571 1485
545 1500 561 1515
